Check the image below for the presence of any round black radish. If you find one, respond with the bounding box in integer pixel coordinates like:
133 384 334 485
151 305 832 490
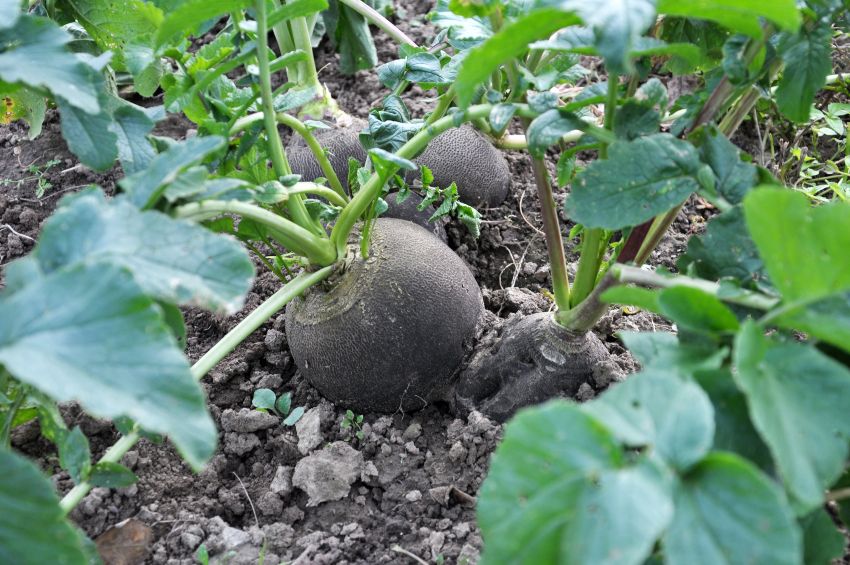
285 218 484 413
382 191 447 242
286 117 367 192
411 125 511 208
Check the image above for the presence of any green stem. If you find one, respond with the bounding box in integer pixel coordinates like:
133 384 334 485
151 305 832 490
268 3 300 82
276 113 347 199
288 182 349 207
175 200 336 265
611 264 778 310
529 155 571 314
59 266 334 515
255 0 322 236
338 0 417 47
570 78 618 307
425 86 456 126
244 241 286 281
288 11 321 92
330 103 539 256
0 386 24 449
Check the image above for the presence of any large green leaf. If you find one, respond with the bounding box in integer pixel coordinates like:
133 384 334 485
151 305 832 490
268 0 328 28
561 0 657 74
478 401 672 564
56 95 119 172
662 452 801 565
0 262 217 469
0 16 101 113
678 207 766 290
692 125 758 205
0 85 46 138
745 188 850 301
0 450 88 565
565 133 701 229
583 370 714 471
657 0 800 37
108 101 157 175
618 331 728 376
801 508 845 565
657 286 740 334
57 0 163 70
324 0 378 74
155 0 252 47
32 191 253 314
733 322 850 513
775 22 832 123
119 136 226 209
455 9 581 107
0 0 20 30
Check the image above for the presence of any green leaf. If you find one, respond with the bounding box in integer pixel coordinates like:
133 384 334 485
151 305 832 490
613 99 661 140
56 94 119 172
657 286 740 333
268 0 327 27
619 332 728 376
801 508 845 565
57 0 164 70
0 16 101 113
155 0 251 47
662 452 801 565
33 191 253 314
657 0 801 37
252 388 277 411
678 207 765 289
283 405 305 426
562 0 657 75
600 285 661 313
406 52 449 84
478 401 672 564
744 188 850 302
89 462 138 488
775 22 832 123
566 134 701 229
158 301 187 348
125 42 162 97
0 450 88 565
777 292 850 355
59 426 92 484
733 322 850 513
0 86 46 138
526 109 592 158
489 103 516 134
692 368 772 469
276 391 292 416
583 370 714 471
325 0 378 74
455 9 581 107
119 136 226 209
108 101 156 175
369 148 417 173
0 0 20 30
0 262 217 469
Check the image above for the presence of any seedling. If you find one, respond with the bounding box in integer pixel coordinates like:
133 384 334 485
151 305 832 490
252 389 305 426
340 409 364 441
0 158 60 198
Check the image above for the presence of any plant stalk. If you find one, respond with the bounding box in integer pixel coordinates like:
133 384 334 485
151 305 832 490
338 0 417 47
256 0 322 236
59 266 335 515
175 200 336 265
276 113 347 199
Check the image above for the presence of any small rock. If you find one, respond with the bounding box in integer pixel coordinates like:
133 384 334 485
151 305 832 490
576 382 595 401
18 208 38 229
293 442 363 506
404 441 420 455
270 465 293 497
264 329 285 351
448 441 467 462
296 407 323 454
402 422 422 441
223 432 260 456
220 527 251 550
257 492 283 516
453 522 471 540
405 490 422 502
534 264 551 282
360 461 379 485
428 531 446 560
522 261 538 276
467 411 494 434
220 408 278 433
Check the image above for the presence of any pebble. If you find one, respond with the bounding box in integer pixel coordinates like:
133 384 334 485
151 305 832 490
296 407 323 454
293 442 363 506
269 466 293 497
219 408 278 433
405 490 422 502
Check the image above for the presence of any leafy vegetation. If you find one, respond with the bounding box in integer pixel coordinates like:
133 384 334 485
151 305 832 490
0 0 849 562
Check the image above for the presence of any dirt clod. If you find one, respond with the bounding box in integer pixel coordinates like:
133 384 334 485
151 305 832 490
293 442 364 506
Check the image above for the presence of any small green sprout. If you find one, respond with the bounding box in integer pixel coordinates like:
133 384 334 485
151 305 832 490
251 389 305 426
340 409 365 441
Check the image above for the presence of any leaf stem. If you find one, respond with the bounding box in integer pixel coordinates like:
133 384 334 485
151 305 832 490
59 266 334 515
174 200 336 265
276 113 347 199
338 0 417 47
288 182 349 207
255 0 322 236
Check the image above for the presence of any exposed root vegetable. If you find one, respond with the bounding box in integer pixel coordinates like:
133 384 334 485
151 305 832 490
286 218 483 412
382 191 447 242
410 125 511 207
455 312 615 422
287 118 367 192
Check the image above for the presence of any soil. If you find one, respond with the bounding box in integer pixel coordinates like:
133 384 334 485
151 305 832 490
2 2 830 565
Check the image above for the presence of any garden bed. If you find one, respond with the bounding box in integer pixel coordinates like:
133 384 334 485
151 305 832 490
1 1 821 564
